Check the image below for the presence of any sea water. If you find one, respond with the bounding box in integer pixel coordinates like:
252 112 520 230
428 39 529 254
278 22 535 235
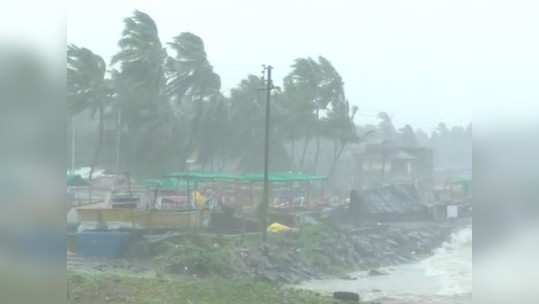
297 226 472 303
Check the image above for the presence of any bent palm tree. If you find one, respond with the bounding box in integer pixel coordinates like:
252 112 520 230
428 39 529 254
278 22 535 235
67 44 111 182
111 10 166 130
324 101 374 179
228 75 289 172
111 10 169 174
284 56 345 172
166 32 221 160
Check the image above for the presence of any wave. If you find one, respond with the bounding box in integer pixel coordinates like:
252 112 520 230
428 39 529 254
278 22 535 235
422 226 472 295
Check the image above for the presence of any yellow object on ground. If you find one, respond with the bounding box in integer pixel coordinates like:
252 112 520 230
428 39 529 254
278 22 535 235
267 222 292 233
194 191 207 209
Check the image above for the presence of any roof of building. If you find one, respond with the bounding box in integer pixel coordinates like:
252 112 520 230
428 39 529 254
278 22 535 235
355 143 431 161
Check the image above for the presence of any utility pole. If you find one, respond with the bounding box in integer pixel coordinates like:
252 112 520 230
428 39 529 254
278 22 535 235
261 65 273 242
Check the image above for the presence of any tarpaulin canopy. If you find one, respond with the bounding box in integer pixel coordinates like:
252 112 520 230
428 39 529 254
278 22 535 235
448 178 472 193
164 171 327 183
234 172 327 183
144 171 326 191
165 172 239 182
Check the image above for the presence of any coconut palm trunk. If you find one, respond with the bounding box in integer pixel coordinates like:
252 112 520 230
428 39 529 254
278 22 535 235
328 142 346 181
312 108 321 173
290 139 296 169
300 136 311 171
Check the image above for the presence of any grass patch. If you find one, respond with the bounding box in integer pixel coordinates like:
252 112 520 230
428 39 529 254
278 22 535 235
68 272 333 304
151 233 236 277
149 223 352 280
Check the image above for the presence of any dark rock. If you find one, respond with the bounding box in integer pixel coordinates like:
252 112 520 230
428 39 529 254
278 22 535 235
339 274 357 280
368 269 387 276
333 291 360 302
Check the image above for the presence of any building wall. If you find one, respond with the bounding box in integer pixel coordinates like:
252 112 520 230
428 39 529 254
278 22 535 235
354 146 433 191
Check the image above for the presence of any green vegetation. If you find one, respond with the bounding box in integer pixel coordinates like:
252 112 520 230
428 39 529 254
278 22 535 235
68 222 455 303
145 224 354 280
290 224 345 273
151 233 236 277
67 10 472 184
67 10 363 178
68 272 333 304
67 44 112 181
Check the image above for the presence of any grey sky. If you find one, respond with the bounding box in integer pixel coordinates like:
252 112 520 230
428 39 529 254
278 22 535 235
68 0 539 131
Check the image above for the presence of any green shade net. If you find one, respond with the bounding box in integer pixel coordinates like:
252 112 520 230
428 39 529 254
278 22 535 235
66 174 88 186
162 171 327 184
144 178 192 191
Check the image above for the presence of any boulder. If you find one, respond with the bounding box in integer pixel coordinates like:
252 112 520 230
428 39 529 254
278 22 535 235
333 291 360 302
368 269 387 276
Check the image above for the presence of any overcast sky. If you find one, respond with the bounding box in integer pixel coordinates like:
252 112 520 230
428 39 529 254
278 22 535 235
67 0 539 131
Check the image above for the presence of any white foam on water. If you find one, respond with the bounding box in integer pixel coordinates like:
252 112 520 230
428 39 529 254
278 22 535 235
422 226 472 296
296 226 473 303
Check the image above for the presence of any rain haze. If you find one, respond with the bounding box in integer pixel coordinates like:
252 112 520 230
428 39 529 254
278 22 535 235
65 0 532 130
3 0 539 303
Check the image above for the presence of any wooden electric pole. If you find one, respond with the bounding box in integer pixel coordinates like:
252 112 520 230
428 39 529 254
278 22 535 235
261 65 273 242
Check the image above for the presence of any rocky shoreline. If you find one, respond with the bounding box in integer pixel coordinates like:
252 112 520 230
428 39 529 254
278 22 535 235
229 220 468 284
69 219 470 285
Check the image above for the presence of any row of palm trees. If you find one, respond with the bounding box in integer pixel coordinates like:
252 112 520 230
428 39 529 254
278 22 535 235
67 10 364 179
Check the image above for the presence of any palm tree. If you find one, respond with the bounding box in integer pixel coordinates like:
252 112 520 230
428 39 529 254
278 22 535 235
67 44 111 182
111 10 168 174
398 124 418 147
111 10 165 125
313 56 345 172
377 112 397 143
165 32 221 161
281 76 316 169
166 33 221 102
284 58 319 170
283 56 345 173
229 75 266 170
323 100 371 179
228 75 289 172
195 93 231 170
